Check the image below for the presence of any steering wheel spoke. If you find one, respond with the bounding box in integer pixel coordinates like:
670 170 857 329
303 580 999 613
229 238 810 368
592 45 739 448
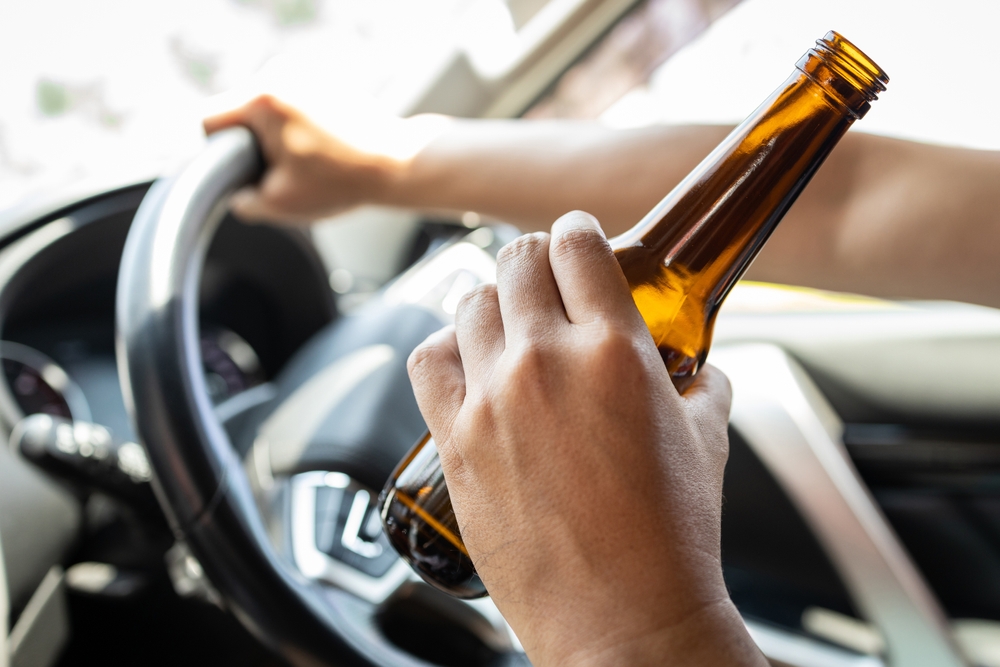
289 471 416 604
288 469 523 657
117 128 529 665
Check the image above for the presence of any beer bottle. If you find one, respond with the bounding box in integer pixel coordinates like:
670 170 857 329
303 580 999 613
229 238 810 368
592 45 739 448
380 31 888 598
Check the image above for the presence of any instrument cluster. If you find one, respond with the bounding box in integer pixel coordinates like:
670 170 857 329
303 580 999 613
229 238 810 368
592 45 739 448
1 327 266 430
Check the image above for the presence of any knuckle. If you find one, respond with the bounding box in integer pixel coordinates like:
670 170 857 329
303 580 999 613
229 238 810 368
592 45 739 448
250 93 278 110
436 437 472 481
588 324 641 360
714 372 733 408
503 342 551 391
436 404 495 479
579 325 654 383
695 365 733 417
455 283 497 318
406 343 442 377
496 232 548 268
462 392 497 429
248 94 291 121
549 228 607 262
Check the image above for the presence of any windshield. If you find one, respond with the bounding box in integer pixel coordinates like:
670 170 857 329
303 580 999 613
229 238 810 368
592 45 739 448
0 0 480 209
689 5 997 151
4 0 997 212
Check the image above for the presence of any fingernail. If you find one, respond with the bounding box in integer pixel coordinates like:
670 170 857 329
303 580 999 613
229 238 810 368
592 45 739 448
552 210 605 239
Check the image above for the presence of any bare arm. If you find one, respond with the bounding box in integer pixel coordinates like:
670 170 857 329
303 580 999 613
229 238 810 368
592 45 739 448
205 97 1000 307
749 133 1000 308
385 120 730 233
399 122 1000 307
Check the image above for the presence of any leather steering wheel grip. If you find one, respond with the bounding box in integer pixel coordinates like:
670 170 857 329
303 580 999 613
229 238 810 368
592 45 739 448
115 127 431 667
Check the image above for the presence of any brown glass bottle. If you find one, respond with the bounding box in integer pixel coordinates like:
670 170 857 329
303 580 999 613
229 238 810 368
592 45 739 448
380 31 888 598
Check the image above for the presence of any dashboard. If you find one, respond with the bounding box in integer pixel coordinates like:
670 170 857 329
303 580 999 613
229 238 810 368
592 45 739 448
0 183 337 638
0 184 335 442
3 178 1000 667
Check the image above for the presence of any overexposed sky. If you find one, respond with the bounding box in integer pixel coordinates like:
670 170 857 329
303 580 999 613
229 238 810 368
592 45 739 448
0 0 471 209
2 0 997 212
603 0 999 150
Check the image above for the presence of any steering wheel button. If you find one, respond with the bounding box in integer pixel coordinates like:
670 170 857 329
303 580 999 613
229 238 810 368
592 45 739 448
309 483 397 578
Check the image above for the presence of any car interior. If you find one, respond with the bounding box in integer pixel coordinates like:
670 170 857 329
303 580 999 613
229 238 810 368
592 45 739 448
2 1 999 666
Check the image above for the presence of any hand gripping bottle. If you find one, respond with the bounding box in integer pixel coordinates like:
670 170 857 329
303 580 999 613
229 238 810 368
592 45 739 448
381 32 888 598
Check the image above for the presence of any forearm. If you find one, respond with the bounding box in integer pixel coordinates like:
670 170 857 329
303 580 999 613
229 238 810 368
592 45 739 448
213 95 1000 308
390 120 1000 308
384 119 730 235
748 133 1000 308
398 119 1000 307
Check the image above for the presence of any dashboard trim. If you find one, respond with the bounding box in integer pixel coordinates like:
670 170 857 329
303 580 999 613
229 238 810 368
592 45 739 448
714 343 968 666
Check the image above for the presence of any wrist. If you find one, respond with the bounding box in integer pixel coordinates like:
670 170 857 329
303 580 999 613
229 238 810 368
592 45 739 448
376 114 456 210
552 599 765 667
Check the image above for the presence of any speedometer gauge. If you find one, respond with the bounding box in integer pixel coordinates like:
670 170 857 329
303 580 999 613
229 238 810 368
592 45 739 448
0 341 92 422
200 327 265 404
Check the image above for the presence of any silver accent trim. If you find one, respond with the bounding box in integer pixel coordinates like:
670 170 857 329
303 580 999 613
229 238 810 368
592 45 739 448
746 620 884 667
165 541 222 608
8 567 68 667
341 489 383 559
290 471 415 604
214 382 277 425
290 471 523 652
0 519 8 667
0 341 92 423
713 344 968 667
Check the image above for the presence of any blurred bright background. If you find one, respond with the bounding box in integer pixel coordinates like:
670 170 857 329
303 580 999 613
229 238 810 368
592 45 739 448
1 0 996 212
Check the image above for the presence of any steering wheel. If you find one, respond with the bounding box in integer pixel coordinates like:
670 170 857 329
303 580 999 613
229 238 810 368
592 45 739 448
116 127 973 667
115 127 527 666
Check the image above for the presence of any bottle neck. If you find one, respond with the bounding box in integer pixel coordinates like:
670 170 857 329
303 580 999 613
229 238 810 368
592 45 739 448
610 69 858 310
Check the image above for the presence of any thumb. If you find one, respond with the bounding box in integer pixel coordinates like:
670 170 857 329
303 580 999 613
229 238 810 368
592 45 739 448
682 363 732 424
228 186 274 223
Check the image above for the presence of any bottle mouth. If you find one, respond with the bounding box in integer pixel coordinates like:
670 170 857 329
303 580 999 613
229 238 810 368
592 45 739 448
808 31 889 102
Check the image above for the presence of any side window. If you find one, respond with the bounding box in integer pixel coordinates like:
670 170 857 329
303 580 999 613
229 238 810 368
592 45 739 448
524 0 741 120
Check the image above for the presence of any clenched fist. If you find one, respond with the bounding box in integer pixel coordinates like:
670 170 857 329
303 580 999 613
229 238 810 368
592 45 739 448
408 211 767 666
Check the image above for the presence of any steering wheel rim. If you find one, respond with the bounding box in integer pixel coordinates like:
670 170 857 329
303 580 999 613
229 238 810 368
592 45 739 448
115 127 507 667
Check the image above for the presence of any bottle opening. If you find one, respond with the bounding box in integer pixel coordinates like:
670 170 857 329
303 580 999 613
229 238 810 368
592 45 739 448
797 31 888 117
815 32 888 99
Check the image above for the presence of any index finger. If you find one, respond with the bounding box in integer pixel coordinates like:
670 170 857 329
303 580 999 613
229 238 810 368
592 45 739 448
547 211 640 325
202 95 291 160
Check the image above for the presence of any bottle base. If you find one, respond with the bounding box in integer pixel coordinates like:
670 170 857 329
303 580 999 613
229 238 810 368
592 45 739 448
380 487 488 599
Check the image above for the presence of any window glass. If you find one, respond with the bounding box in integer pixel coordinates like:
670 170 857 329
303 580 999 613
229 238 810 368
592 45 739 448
526 0 740 120
0 0 476 208
599 0 1000 151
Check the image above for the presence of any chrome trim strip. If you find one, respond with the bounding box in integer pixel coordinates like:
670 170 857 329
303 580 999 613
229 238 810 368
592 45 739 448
0 520 8 667
290 471 415 604
341 490 383 559
8 567 68 667
746 620 884 667
214 382 278 426
713 344 967 666
290 471 522 652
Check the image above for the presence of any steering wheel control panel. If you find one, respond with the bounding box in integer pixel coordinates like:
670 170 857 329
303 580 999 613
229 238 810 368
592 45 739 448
314 472 397 577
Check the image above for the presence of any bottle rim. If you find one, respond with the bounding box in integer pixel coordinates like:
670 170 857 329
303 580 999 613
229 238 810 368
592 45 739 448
809 31 889 102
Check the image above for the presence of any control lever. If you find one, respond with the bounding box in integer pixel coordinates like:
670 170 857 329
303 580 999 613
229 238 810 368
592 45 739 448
11 414 158 512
